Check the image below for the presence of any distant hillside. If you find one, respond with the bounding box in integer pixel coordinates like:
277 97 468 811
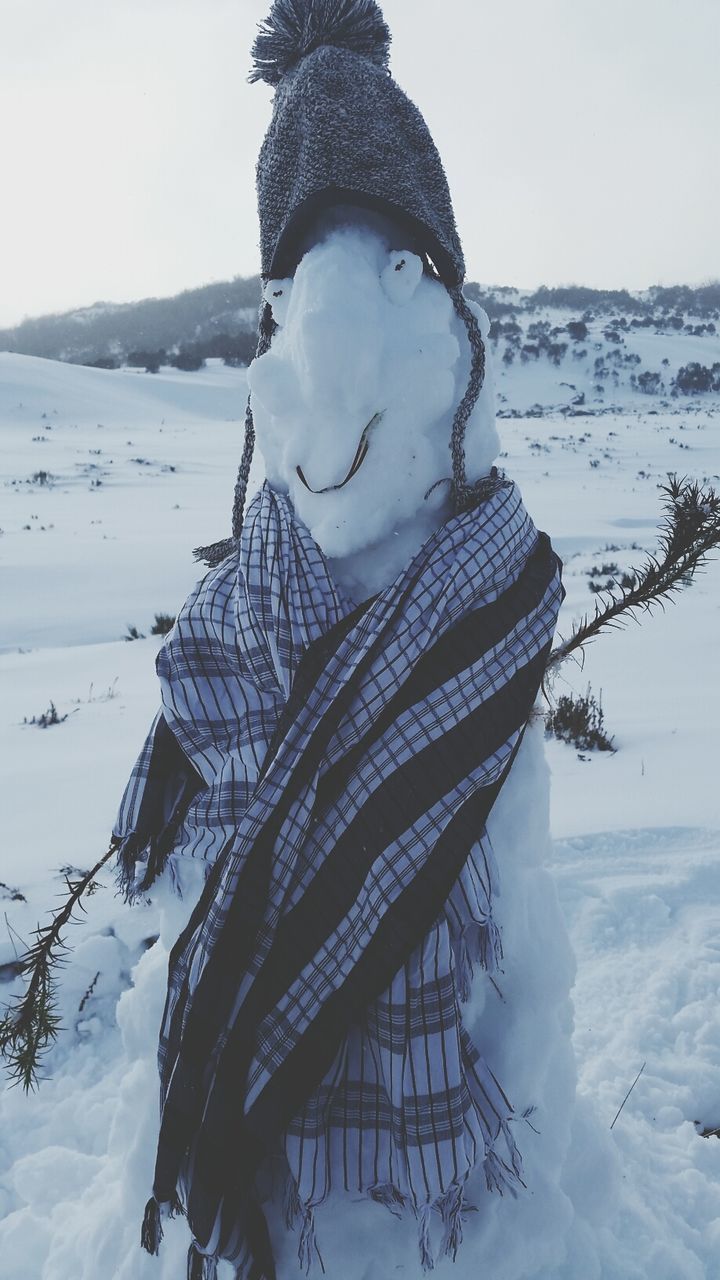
1 277 719 415
0 276 263 369
465 281 720 321
3 277 719 371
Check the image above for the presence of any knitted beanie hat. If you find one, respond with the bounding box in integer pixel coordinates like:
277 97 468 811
252 2 464 288
195 0 491 567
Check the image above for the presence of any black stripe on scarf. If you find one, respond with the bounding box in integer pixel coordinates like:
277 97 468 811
314 532 559 816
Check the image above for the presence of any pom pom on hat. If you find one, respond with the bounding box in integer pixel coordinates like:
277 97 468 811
250 0 391 86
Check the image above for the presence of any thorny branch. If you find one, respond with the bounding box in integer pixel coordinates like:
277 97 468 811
548 475 720 672
0 843 117 1091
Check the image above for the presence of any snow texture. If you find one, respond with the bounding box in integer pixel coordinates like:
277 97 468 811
1 227 719 1278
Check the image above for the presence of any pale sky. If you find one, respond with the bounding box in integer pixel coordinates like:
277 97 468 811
1 0 718 329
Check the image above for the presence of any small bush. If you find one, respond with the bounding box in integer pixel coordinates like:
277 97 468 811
567 319 588 341
124 625 145 641
127 348 167 374
0 881 27 903
674 362 720 394
23 701 69 728
171 350 206 372
86 356 119 370
638 371 663 395
150 613 176 636
588 565 636 593
545 686 615 753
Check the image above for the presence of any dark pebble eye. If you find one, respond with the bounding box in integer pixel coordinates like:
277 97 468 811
394 259 406 272
273 289 283 297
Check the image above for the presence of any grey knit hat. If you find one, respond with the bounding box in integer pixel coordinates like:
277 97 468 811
252 6 464 288
194 0 491 567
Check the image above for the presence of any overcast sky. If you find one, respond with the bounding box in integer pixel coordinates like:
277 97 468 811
1 0 718 328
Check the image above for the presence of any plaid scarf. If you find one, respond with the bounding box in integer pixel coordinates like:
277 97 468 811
113 478 563 1280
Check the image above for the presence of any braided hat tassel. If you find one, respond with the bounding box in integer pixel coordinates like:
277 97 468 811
193 309 274 567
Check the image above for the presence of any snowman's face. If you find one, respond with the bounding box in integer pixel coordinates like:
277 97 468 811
247 224 497 559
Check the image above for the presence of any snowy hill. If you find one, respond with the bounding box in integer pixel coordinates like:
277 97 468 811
0 354 263 650
1 352 720 1278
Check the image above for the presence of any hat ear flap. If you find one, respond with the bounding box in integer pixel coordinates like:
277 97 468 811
381 250 423 305
263 278 294 326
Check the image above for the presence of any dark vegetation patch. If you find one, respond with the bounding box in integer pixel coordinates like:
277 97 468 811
545 686 616 753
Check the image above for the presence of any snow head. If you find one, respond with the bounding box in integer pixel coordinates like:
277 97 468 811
247 210 499 563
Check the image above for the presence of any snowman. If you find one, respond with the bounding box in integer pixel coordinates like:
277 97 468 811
242 214 580 1280
106 4 600 1278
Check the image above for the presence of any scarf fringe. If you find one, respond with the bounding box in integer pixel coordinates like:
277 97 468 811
484 1120 525 1197
298 1206 317 1275
114 803 201 905
115 833 142 904
414 1183 466 1271
283 1171 303 1230
141 1193 189 1259
283 1174 325 1275
141 1195 163 1254
170 1190 187 1219
455 917 504 1002
368 1180 406 1218
413 1118 524 1270
452 835 504 1002
417 1202 435 1271
438 1182 464 1261
187 1241 218 1279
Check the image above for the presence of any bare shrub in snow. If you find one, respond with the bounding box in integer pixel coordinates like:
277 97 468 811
545 686 615 753
150 613 176 636
22 701 70 728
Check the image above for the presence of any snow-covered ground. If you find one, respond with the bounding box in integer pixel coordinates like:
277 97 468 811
1 352 719 1278
490 305 720 418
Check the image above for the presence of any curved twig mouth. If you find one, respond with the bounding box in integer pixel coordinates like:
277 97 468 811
296 412 384 494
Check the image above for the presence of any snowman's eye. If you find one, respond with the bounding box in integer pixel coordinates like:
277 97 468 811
381 251 423 305
263 278 293 326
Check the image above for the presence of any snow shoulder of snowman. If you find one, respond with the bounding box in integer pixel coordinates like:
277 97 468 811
108 3 576 1278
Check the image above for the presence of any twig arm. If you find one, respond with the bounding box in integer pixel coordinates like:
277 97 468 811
0 841 119 1091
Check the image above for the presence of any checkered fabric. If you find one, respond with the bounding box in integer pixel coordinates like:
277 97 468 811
113 478 564 1279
